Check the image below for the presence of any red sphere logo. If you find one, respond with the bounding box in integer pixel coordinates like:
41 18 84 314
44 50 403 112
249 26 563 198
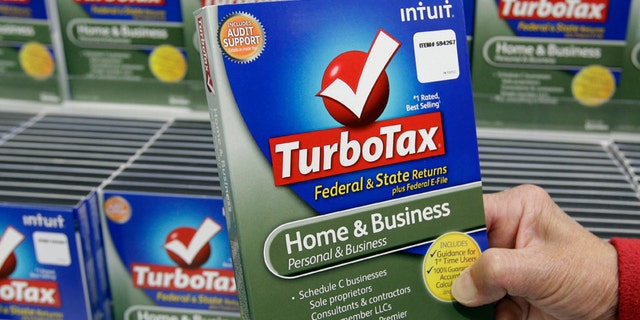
318 30 401 128
0 253 17 278
165 227 211 269
320 51 390 127
0 226 24 279
163 218 222 269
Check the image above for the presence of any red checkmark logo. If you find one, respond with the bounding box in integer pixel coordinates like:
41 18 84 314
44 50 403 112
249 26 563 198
164 218 222 269
0 226 24 278
318 29 401 127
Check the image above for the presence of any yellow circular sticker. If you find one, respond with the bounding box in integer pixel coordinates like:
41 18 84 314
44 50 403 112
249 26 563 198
571 65 615 107
423 232 480 302
149 44 187 83
218 12 265 63
104 196 132 224
19 41 55 80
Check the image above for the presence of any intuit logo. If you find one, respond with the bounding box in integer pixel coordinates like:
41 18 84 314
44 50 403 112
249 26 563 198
22 213 65 229
399 1 455 22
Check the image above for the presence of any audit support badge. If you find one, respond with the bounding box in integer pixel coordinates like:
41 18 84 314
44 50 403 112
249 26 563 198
218 12 265 63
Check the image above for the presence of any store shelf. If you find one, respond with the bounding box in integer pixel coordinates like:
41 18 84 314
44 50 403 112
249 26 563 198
478 131 640 240
2 112 640 241
106 119 221 196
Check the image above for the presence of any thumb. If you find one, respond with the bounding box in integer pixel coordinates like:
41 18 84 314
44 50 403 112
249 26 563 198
451 248 530 306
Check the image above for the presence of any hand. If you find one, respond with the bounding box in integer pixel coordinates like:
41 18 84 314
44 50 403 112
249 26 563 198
451 184 618 320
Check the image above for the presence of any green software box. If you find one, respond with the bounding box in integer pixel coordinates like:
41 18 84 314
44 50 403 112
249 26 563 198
472 0 635 131
180 0 209 111
616 0 640 119
0 0 63 104
196 0 492 319
56 0 199 108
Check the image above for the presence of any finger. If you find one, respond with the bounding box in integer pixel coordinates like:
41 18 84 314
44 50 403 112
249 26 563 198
494 297 528 320
482 189 524 248
451 262 504 307
482 184 553 249
451 247 535 307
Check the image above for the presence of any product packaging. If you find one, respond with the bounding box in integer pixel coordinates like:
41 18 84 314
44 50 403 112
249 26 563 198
55 0 196 108
100 119 240 320
464 0 476 53
0 0 65 104
196 0 492 318
0 196 101 319
181 0 209 111
472 0 633 131
616 0 640 119
0 113 168 319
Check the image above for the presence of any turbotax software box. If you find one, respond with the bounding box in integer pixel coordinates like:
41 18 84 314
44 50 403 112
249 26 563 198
56 0 193 108
0 0 64 104
196 0 492 319
471 0 633 131
615 0 640 132
100 120 239 320
0 193 104 320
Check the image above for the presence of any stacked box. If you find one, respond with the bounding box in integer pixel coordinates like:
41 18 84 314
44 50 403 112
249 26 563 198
56 0 195 108
181 0 208 111
100 119 240 320
0 0 65 104
0 197 99 319
196 0 492 319
472 0 633 131
615 0 640 122
0 114 167 319
464 0 476 54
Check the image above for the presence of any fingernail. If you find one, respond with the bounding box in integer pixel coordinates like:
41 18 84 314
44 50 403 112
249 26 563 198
452 268 477 305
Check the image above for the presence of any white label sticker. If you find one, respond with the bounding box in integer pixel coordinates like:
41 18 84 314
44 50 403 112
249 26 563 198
414 29 459 83
33 232 71 266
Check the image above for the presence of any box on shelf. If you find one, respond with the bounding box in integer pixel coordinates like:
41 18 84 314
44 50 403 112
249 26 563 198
616 0 640 120
196 0 492 319
472 0 635 132
0 0 65 104
464 0 476 53
180 0 209 111
99 120 240 320
0 113 168 319
55 0 200 108
0 195 102 319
